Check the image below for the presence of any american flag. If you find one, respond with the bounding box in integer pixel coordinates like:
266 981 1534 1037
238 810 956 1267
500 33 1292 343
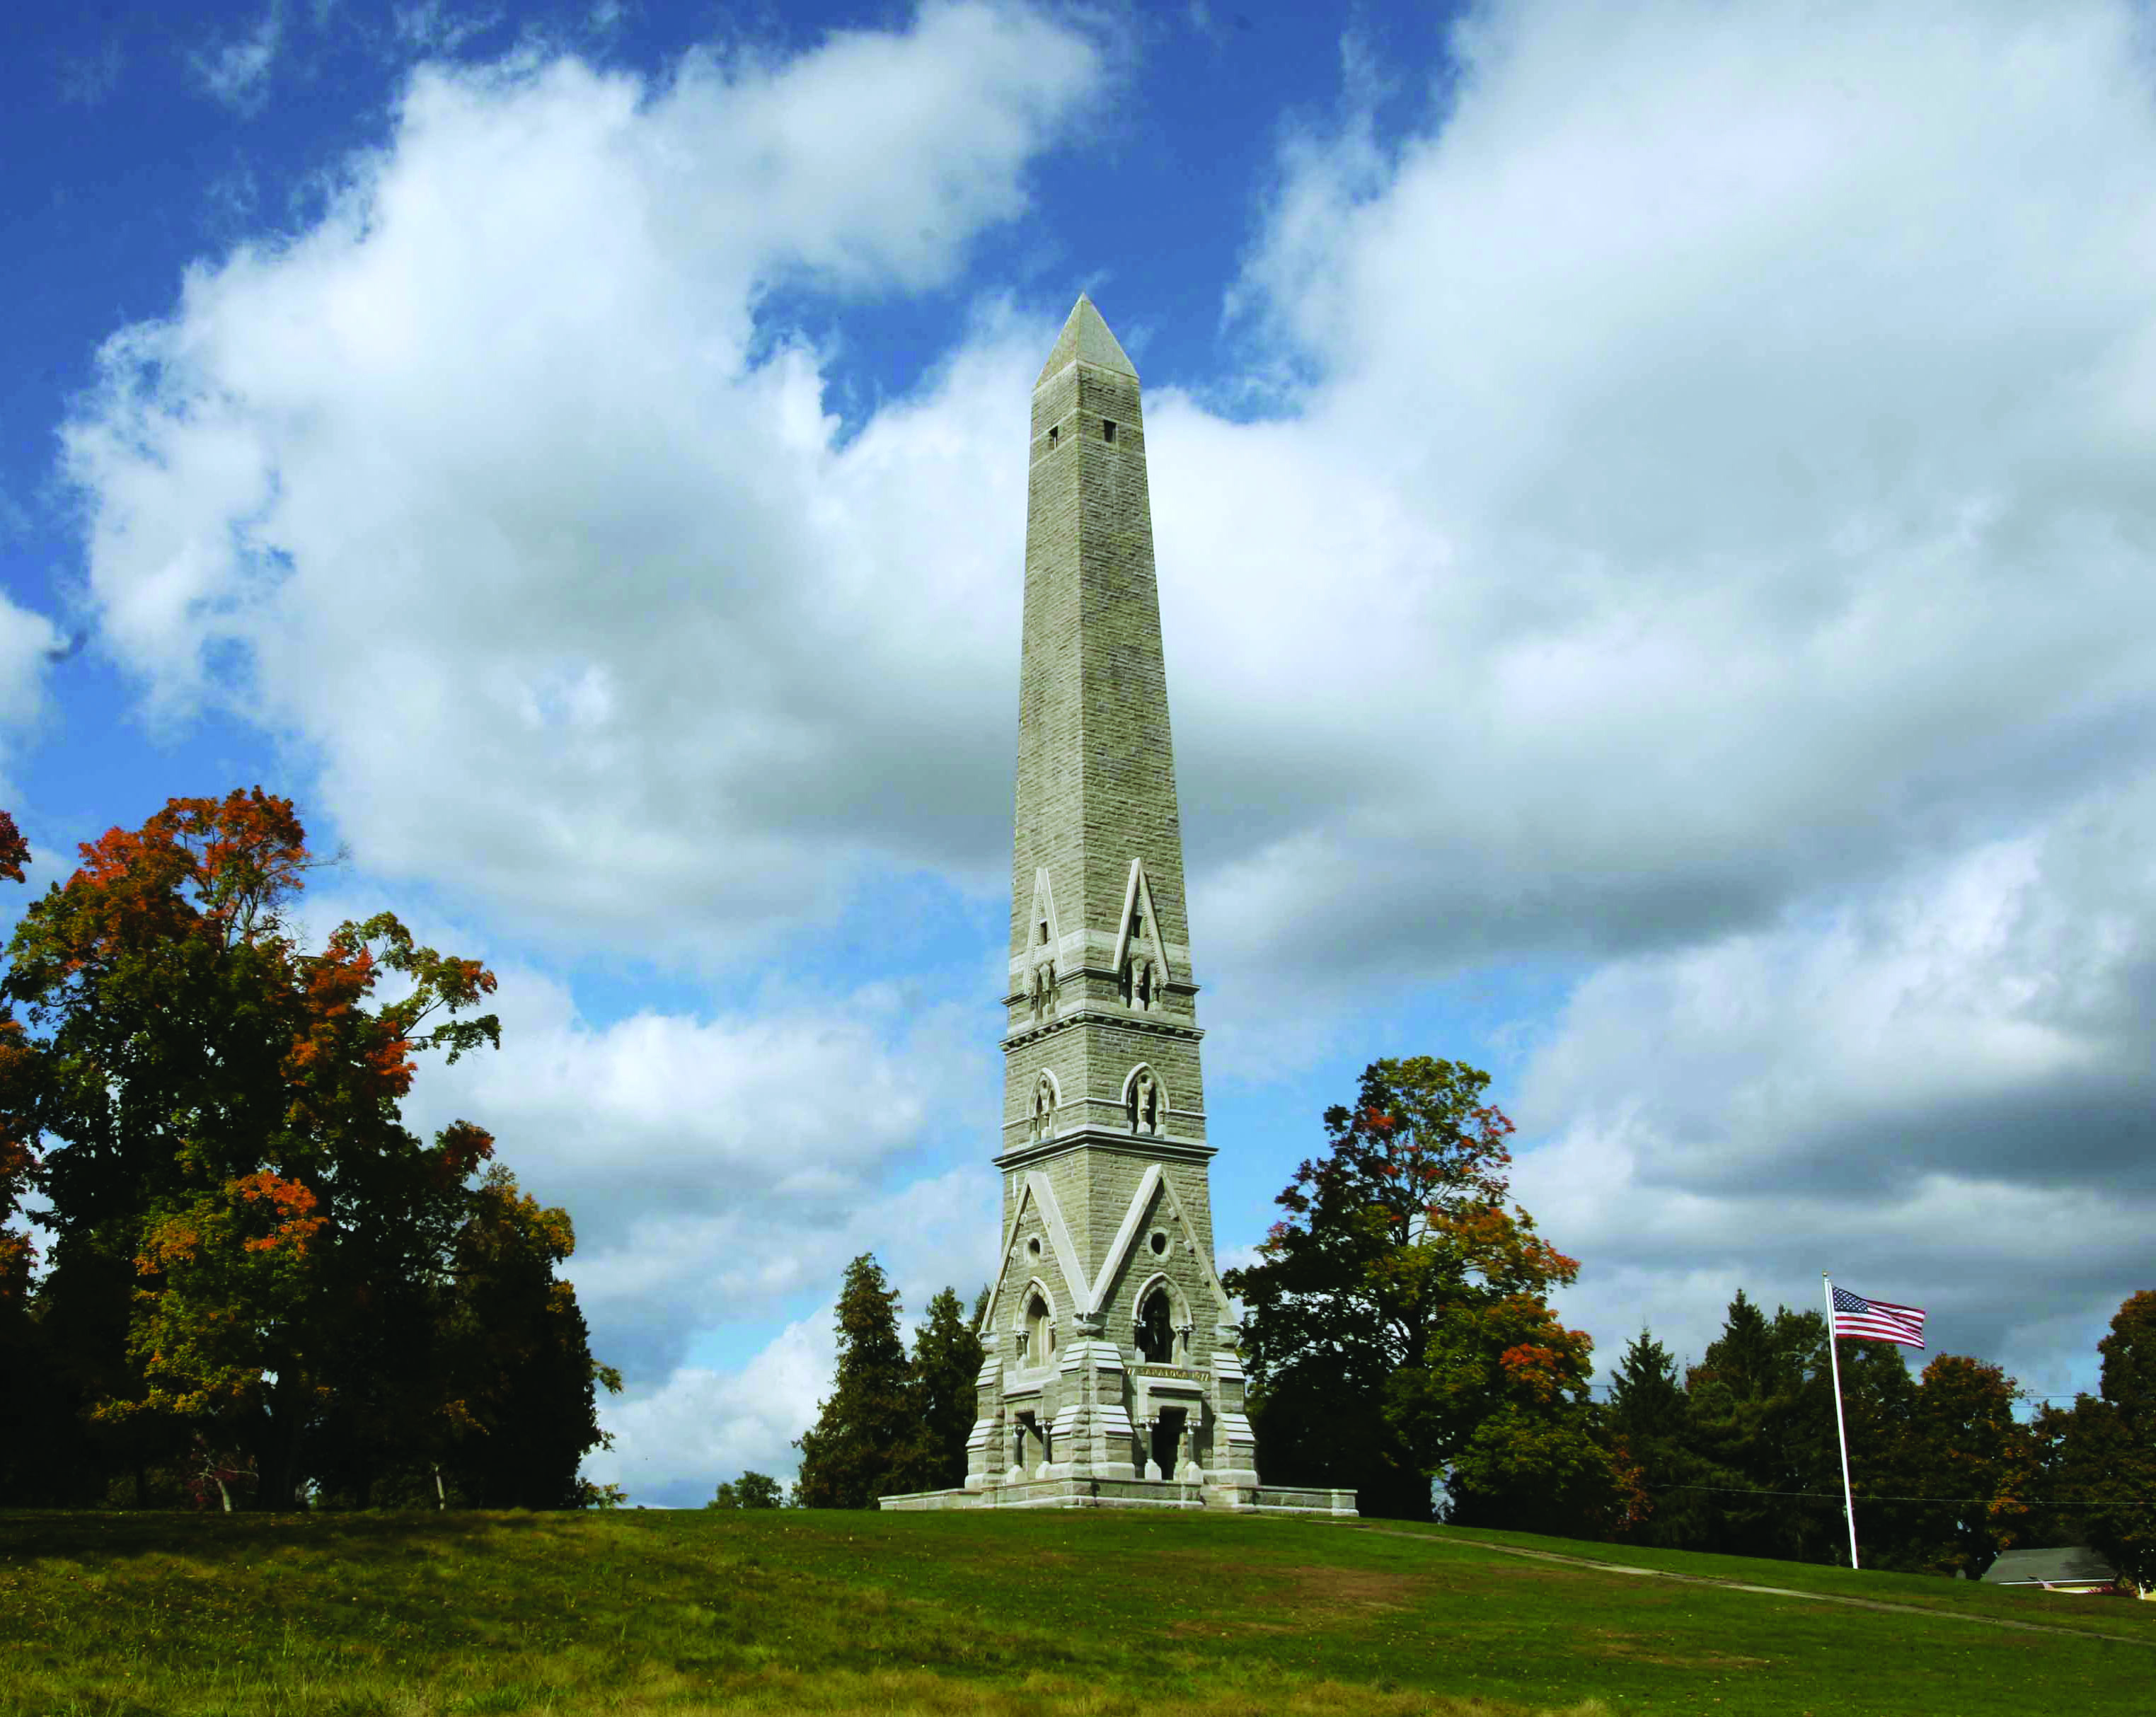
1831 1285 1926 1348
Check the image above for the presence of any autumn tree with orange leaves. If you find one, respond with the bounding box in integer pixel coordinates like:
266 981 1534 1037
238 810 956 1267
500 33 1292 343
1224 1057 1617 1527
0 790 615 1509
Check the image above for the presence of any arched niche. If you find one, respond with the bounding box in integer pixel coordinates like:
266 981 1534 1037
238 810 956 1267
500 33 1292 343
1119 1063 1170 1136
1028 1068 1062 1143
1131 1271 1189 1365
1015 1276 1059 1367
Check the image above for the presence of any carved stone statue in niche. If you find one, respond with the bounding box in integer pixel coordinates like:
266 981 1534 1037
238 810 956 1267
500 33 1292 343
1127 1067 1163 1135
1030 1072 1056 1142
1029 959 1056 1022
1119 952 1159 1012
1120 899 1162 1012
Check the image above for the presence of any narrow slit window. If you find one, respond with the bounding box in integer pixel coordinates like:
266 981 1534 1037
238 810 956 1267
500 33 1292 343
1047 425 1059 446
1102 420 1117 443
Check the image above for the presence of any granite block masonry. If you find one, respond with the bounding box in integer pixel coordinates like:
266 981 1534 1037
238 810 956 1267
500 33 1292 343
879 296 1353 1516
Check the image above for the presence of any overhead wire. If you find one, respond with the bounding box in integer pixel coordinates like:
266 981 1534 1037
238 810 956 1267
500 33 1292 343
1651 1481 2153 1508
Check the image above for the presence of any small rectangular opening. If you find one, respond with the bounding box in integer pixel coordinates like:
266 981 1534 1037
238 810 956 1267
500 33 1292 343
1102 420 1117 443
1047 425 1059 446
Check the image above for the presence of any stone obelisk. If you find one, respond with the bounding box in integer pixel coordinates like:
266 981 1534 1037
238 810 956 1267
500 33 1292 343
879 296 1351 1514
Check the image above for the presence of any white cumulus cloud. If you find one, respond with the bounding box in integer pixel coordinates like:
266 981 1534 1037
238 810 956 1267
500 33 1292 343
67 2 1105 959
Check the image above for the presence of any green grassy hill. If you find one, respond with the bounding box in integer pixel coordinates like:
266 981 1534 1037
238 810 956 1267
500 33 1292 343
2 1507 2148 1716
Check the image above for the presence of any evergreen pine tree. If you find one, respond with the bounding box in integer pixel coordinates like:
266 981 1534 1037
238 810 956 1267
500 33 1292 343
794 1254 919 1508
1603 1328 1704 1547
907 1285 986 1492
1685 1292 1835 1560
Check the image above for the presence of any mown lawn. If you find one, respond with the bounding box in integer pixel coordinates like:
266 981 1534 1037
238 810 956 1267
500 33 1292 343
1373 1519 2156 1641
0 1506 2147 1716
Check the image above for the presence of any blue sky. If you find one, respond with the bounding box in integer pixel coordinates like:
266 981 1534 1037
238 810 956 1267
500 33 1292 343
6 0 2155 1506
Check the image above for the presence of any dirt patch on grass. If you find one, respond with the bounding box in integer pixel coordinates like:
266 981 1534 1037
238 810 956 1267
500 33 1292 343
1284 1563 1418 1612
1160 1559 1424 1639
1589 1631 1770 1670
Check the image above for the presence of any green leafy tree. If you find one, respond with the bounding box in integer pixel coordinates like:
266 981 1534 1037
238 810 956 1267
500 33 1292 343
1227 1057 1613 1527
1385 1198 1611 1533
1871 1354 2037 1577
0 809 32 1304
1 790 610 1508
0 812 71 1504
1834 1339 1927 1568
1600 1302 2088 1576
708 1471 784 1509
430 1163 622 1508
1676 1291 1970 1568
2041 1291 2156 1588
794 1254 921 1508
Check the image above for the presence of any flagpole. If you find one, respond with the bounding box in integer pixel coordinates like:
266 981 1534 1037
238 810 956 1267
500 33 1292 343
1824 1272 1860 1571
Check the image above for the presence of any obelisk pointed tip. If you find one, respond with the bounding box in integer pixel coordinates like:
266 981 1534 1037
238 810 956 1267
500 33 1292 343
1035 291 1138 388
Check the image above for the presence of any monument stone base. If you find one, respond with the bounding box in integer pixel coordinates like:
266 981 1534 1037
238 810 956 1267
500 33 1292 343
877 1478 1357 1515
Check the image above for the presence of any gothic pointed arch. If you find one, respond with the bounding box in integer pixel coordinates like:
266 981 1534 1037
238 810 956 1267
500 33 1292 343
1022 867 1064 1021
1112 857 1172 1011
1029 1067 1062 1142
1015 1276 1059 1368
1028 865 1063 952
1085 1163 1235 1327
1131 1270 1191 1365
1120 1062 1170 1136
981 1171 1082 1333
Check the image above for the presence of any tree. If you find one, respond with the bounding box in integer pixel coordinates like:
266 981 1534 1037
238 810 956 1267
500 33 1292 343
0 809 27 885
1664 1291 2035 1572
0 814 67 1503
1874 1354 2038 1577
1607 1298 2060 1573
1385 1196 1612 1534
429 1163 623 1508
793 1254 921 1508
1227 1057 1615 1527
2043 1291 2156 1588
908 1285 986 1493
2099 1290 2156 1426
1681 1293 1868 1564
708 1471 784 1510
183 1435 259 1513
1 789 611 1508
1602 1329 1700 1546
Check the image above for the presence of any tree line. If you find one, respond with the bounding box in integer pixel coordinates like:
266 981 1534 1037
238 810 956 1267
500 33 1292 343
1223 1056 2155 1587
0 793 619 1511
784 1257 984 1508
777 1050 2152 1592
1603 1288 2155 1582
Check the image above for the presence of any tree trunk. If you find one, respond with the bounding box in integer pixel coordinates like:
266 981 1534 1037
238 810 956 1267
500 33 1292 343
252 1386 306 1510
